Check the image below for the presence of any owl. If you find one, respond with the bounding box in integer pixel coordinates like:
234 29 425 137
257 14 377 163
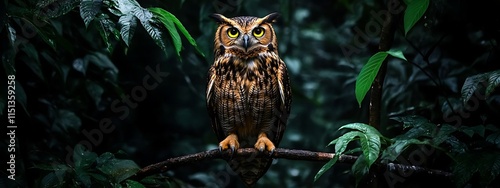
206 12 292 186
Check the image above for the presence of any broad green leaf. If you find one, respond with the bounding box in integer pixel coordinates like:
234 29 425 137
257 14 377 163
486 70 500 97
110 0 141 15
314 154 339 182
125 180 146 188
95 14 120 53
132 7 169 57
73 144 98 169
80 0 103 28
403 0 429 36
149 8 182 57
355 52 388 107
339 123 383 137
352 154 370 186
381 138 426 161
357 130 381 167
386 50 407 61
486 132 500 147
432 124 457 145
118 14 138 46
460 125 485 138
149 7 205 57
97 154 140 183
328 131 363 154
461 69 500 104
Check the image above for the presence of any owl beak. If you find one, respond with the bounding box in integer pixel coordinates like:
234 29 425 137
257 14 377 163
243 34 250 50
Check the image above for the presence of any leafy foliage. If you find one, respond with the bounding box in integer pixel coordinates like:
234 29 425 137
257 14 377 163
461 70 500 104
355 50 407 106
403 0 430 36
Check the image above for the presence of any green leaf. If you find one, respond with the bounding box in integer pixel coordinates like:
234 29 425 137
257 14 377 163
118 14 138 46
355 52 388 107
403 0 429 36
339 123 383 137
352 154 370 186
432 124 457 145
460 125 485 138
486 132 500 147
131 7 170 57
329 131 363 154
461 70 500 104
73 144 98 169
357 130 381 167
149 7 205 58
314 155 339 182
95 14 120 53
97 153 140 183
386 50 407 61
149 8 182 57
124 180 146 188
381 138 426 161
80 0 103 28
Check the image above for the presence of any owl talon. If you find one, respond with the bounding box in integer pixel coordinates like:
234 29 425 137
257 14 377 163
254 133 276 154
219 134 239 158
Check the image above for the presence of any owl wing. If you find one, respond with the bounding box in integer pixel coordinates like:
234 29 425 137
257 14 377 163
206 66 225 142
273 58 292 144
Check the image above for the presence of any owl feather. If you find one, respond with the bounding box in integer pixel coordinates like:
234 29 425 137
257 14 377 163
206 12 291 187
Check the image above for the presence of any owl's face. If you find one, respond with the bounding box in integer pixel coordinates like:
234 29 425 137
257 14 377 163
211 13 280 58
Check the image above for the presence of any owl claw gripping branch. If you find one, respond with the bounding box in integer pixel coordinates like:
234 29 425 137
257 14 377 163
206 12 292 186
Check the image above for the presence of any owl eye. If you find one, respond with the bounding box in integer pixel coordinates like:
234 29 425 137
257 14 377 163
227 28 239 38
253 27 265 37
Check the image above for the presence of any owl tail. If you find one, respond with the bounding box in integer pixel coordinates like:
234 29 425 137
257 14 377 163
228 156 273 187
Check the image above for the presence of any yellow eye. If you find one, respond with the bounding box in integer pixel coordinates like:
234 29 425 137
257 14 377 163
253 27 265 37
227 28 239 38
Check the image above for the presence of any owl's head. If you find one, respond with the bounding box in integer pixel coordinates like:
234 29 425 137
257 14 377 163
211 13 280 58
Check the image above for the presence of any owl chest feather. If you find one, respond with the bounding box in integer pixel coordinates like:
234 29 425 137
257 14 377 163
215 56 279 138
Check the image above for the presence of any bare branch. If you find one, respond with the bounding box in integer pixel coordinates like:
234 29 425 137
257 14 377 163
131 148 452 181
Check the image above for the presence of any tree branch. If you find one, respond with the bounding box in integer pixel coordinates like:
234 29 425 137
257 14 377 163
131 148 452 181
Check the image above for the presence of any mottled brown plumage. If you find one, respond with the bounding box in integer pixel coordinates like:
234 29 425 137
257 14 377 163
206 13 292 186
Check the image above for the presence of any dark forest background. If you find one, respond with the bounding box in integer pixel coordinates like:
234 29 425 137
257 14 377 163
1 0 500 187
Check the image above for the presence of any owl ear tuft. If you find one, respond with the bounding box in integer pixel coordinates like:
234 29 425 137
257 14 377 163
210 14 230 24
262 12 280 23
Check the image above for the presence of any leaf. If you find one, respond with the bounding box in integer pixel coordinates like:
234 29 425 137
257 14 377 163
80 0 103 28
460 125 485 138
486 132 500 147
314 155 339 182
381 138 426 161
97 152 140 183
386 50 407 61
131 7 169 57
37 0 80 18
339 123 383 137
41 172 65 187
352 154 370 186
355 52 388 107
329 131 363 154
95 14 120 53
357 130 381 167
391 115 431 129
85 52 118 78
124 180 146 188
461 70 500 104
149 8 182 57
403 0 430 36
118 14 138 46
73 144 98 169
432 124 457 145
149 7 205 58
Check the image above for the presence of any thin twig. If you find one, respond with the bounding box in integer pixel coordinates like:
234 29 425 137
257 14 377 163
131 148 452 181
